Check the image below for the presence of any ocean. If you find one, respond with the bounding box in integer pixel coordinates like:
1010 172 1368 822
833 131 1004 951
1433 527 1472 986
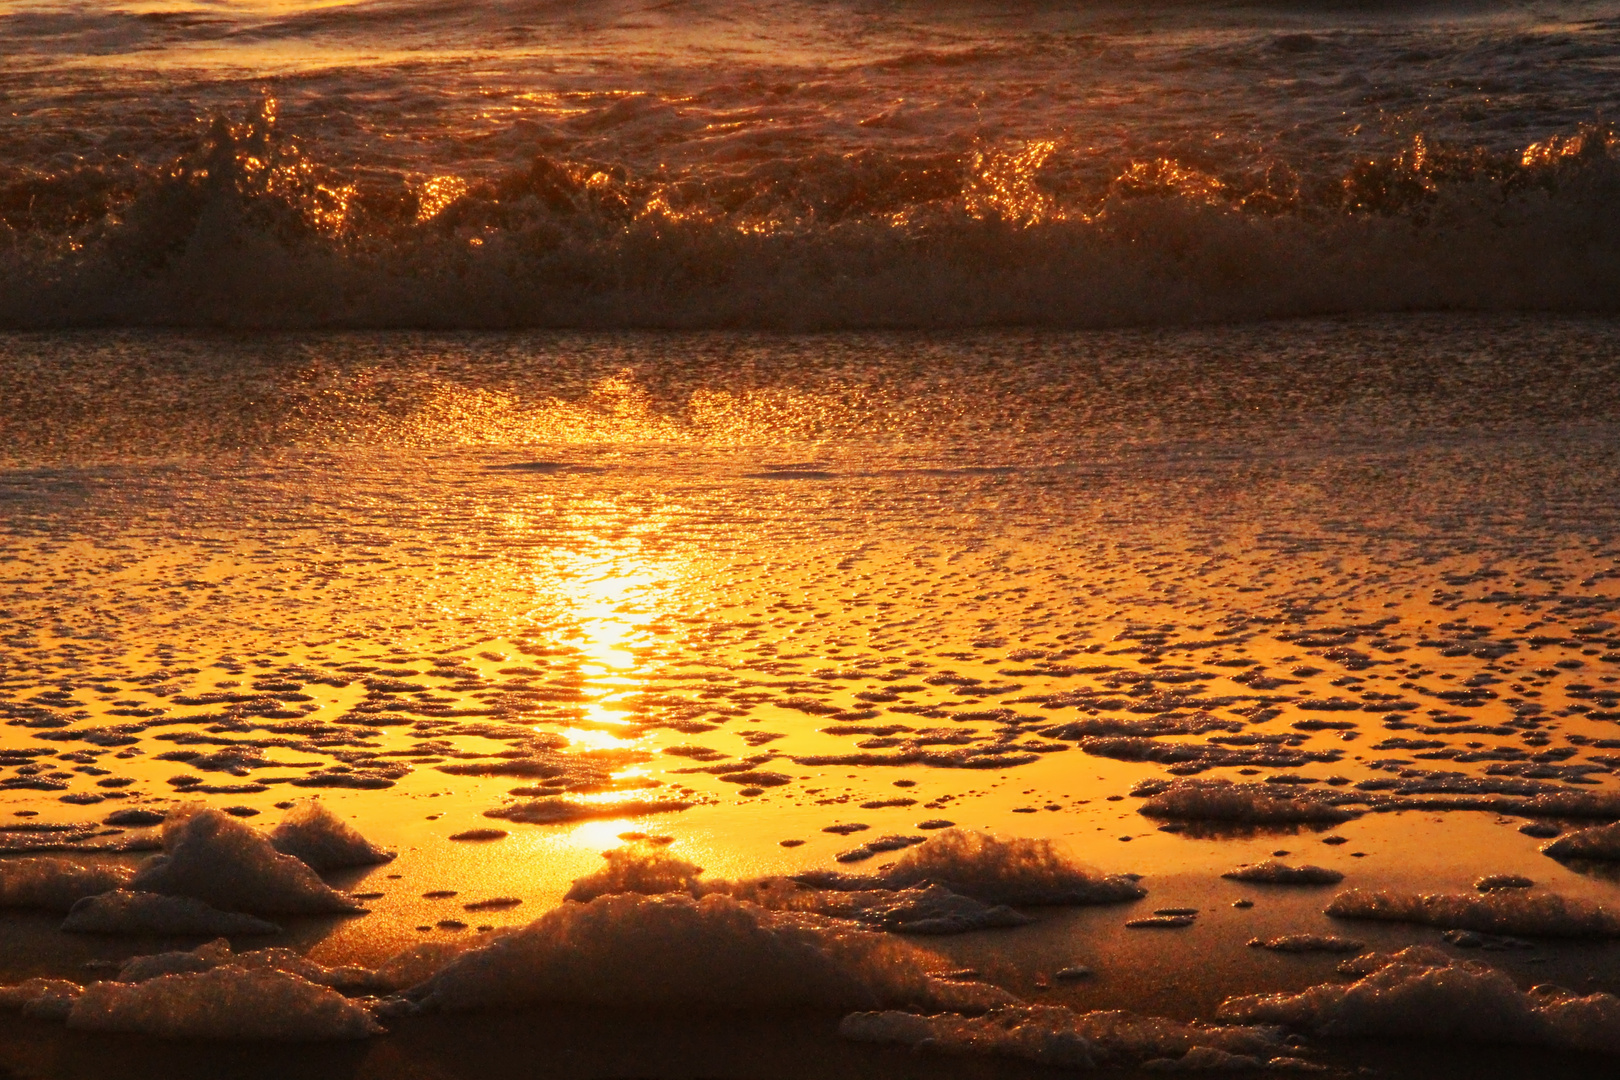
5 0 1620 327
4 3 1620 1078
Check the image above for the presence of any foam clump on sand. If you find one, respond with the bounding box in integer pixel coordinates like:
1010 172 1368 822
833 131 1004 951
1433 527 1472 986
1218 948 1620 1055
485 797 693 825
840 1004 1285 1069
564 849 704 903
61 890 281 935
804 884 1031 935
130 806 361 914
755 882 1033 935
0 978 83 1020
1476 874 1535 892
68 967 382 1040
1325 888 1620 938
799 830 1145 906
373 940 483 992
1135 780 1355 824
0 857 132 910
562 850 1031 934
407 892 1014 1013
118 938 378 990
269 800 394 871
1248 935 1364 954
1542 821 1620 862
1223 861 1344 885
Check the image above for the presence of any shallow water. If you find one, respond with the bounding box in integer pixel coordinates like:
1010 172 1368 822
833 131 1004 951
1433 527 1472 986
3 316 1620 1073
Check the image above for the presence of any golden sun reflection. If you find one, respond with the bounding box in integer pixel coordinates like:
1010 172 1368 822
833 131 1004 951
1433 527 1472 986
565 819 659 851
560 726 635 750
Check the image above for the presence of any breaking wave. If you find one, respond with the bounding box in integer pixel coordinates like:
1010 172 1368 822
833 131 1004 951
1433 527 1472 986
5 107 1620 330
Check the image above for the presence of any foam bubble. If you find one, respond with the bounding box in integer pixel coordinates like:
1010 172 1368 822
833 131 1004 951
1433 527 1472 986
130 807 361 914
61 890 281 935
1325 888 1620 938
68 967 383 1040
268 799 394 871
409 892 1014 1013
0 857 132 910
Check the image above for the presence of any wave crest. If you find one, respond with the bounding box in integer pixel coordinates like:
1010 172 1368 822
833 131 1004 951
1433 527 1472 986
6 109 1620 329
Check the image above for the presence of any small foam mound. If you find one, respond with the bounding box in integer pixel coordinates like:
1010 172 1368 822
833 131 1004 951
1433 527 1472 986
130 807 361 914
1248 935 1364 954
840 1005 1282 1068
0 857 132 910
1137 780 1355 824
118 938 379 990
1222 861 1344 885
410 892 1014 1013
1218 948 1620 1055
1140 1045 1273 1071
118 938 235 981
68 967 382 1040
801 830 1145 906
1325 888 1620 938
564 849 704 904
560 851 1031 935
0 979 83 1021
758 882 1033 935
484 797 693 825
61 890 281 935
1477 874 1535 892
563 854 1030 939
373 940 482 992
1542 821 1620 862
268 800 393 871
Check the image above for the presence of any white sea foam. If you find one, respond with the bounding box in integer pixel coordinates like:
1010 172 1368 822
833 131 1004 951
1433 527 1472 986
755 882 1033 935
1542 821 1620 862
1218 948 1620 1055
61 889 281 935
1136 781 1355 824
408 892 1014 1013
67 967 383 1040
118 938 378 989
1325 888 1620 938
797 829 1145 906
840 1004 1284 1068
562 849 1032 934
268 799 393 871
0 978 83 1021
484 797 693 825
1247 935 1365 954
0 857 132 910
563 849 705 904
1222 861 1344 886
130 806 361 914
372 940 482 992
